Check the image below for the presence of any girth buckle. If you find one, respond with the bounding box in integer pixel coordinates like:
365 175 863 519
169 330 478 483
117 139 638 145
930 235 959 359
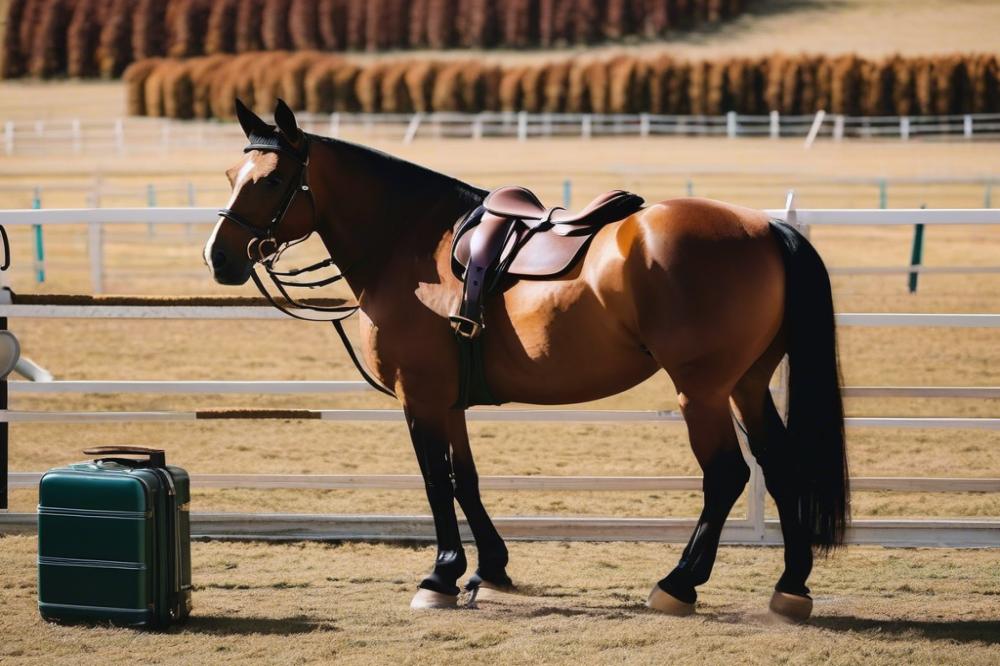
449 314 482 339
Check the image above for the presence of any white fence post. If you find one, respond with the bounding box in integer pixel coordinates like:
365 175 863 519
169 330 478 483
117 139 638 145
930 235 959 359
114 118 125 155
87 223 104 294
328 112 340 138
900 116 910 140
3 121 12 156
726 111 738 138
964 114 973 139
472 113 484 140
402 113 422 144
581 114 592 139
803 109 826 150
833 114 845 141
517 111 528 142
769 110 780 138
639 113 650 137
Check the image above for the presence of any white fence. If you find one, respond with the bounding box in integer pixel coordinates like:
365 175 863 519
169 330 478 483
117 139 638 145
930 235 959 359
5 111 1000 156
4 203 1000 292
0 206 998 546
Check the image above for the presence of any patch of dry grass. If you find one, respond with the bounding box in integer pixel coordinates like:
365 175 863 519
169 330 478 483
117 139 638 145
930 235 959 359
1 536 998 665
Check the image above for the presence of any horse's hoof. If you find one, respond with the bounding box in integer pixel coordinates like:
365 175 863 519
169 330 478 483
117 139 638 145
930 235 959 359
768 591 813 623
471 580 516 601
410 588 459 610
646 585 695 616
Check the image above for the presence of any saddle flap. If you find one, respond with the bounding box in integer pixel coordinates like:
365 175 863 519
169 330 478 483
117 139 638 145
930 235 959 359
483 186 548 220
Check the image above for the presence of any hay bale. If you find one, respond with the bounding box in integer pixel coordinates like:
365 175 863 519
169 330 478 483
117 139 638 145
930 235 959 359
830 55 862 115
262 0 292 51
167 0 211 58
279 51 323 110
132 0 167 59
205 0 237 54
403 60 436 112
190 54 229 118
67 0 102 78
763 55 785 112
688 60 710 115
934 55 971 115
143 60 169 117
331 61 361 110
860 58 893 116
608 56 643 114
1 0 28 78
566 59 590 113
890 56 916 116
122 57 162 115
542 60 570 112
162 59 196 119
97 0 135 78
289 0 320 50
379 60 412 112
456 0 496 48
519 63 546 112
251 51 292 114
209 53 257 119
499 65 527 112
914 57 935 115
235 0 264 52
969 54 999 114
355 62 386 112
318 0 348 50
345 0 365 50
303 57 340 113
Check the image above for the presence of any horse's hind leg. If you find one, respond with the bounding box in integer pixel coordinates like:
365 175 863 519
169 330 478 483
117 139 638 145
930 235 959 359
648 390 750 615
732 350 815 622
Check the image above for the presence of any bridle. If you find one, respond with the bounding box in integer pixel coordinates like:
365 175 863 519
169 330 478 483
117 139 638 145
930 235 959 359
216 131 394 397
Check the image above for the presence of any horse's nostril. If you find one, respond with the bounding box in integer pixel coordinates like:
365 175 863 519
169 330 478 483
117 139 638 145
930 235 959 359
210 247 227 269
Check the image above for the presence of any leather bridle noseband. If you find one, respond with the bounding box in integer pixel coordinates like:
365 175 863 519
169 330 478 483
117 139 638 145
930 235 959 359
216 131 394 397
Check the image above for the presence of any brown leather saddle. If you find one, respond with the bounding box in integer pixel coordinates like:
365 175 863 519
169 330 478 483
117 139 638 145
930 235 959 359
450 185 645 338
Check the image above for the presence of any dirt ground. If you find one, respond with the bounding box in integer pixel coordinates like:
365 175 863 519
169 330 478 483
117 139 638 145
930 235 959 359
1 536 998 665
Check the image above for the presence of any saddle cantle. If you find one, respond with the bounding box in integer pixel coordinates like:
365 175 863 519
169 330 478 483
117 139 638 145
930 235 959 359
449 186 645 339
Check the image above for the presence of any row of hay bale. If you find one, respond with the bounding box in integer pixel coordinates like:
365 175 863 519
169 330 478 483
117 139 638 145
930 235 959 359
124 52 1000 119
2 0 748 79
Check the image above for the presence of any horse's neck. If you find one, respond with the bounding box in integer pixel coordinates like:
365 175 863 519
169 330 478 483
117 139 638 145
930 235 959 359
309 138 476 298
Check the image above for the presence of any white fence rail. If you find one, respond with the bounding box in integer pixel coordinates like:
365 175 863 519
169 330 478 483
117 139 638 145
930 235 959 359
0 206 998 545
1 206 999 293
5 112 1000 156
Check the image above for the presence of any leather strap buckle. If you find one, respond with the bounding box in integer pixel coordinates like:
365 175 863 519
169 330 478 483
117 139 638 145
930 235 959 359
449 314 482 339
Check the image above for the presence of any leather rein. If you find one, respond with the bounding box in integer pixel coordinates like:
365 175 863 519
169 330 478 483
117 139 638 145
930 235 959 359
217 134 395 398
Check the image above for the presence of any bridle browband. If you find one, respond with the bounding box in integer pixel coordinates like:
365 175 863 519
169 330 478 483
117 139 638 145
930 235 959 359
216 130 394 397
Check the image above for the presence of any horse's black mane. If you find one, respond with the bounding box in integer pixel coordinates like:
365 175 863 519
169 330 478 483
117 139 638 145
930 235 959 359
307 133 486 212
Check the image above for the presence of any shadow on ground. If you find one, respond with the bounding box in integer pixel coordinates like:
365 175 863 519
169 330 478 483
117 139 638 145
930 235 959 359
811 616 1000 645
175 614 338 636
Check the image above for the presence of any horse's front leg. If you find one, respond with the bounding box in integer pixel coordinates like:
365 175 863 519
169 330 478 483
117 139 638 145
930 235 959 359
405 403 467 609
447 410 513 593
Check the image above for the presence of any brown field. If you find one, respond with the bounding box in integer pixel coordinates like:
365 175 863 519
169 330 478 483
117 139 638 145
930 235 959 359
2 536 999 665
1 29 1000 660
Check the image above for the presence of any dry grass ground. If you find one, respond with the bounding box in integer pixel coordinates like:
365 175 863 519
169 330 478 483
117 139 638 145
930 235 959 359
1 536 998 665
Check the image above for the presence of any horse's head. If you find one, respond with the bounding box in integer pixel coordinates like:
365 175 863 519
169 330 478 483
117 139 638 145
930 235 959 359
204 99 316 285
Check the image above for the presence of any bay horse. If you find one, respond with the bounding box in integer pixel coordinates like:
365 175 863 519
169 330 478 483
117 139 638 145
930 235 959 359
204 100 849 622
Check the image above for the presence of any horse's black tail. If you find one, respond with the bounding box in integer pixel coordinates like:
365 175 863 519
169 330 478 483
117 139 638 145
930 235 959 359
769 220 850 552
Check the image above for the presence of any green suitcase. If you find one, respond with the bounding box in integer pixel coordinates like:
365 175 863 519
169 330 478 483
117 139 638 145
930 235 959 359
37 446 192 627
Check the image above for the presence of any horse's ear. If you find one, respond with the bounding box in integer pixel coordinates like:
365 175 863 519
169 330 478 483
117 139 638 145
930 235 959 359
235 98 268 138
274 98 301 142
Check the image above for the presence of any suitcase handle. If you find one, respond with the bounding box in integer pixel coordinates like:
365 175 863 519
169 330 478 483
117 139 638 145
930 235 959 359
84 446 166 467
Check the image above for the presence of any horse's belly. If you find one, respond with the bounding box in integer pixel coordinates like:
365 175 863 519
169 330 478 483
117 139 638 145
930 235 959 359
481 279 658 405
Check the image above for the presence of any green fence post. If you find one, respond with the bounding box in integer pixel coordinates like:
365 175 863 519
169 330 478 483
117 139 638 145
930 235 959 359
32 186 45 283
147 183 157 237
686 179 694 197
562 179 572 208
985 183 993 209
878 179 888 209
908 212 925 294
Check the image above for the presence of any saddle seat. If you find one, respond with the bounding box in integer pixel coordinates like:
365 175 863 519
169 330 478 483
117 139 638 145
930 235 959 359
450 185 644 339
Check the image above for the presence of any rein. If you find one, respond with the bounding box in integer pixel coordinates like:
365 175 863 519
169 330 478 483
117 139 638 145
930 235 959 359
217 134 395 398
